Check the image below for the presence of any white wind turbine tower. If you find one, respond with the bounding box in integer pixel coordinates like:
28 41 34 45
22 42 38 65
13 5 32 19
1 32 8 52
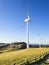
38 34 41 48
24 6 31 49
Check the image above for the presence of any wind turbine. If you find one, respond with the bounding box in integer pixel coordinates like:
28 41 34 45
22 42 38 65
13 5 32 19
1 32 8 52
24 5 31 49
38 34 41 48
20 1 31 49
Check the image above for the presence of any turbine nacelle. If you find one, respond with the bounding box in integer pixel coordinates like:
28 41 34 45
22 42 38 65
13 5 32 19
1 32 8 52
24 16 30 23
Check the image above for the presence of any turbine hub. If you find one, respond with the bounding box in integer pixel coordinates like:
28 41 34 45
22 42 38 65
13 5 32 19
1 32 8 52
24 16 30 23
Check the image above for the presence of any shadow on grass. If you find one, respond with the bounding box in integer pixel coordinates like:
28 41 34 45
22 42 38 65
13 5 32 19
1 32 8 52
20 54 49 65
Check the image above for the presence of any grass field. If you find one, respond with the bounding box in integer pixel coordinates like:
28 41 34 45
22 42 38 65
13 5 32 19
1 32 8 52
0 48 49 65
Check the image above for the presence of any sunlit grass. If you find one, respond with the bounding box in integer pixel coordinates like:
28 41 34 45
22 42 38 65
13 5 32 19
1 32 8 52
0 48 49 65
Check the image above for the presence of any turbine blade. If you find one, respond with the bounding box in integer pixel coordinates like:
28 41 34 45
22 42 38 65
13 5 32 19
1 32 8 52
25 1 30 18
20 23 25 29
25 1 32 23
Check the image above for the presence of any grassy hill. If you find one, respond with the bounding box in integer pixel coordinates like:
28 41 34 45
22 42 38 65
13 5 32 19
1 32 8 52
0 48 49 65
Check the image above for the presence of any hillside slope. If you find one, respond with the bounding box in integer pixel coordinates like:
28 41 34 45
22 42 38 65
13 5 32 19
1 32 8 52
0 42 27 50
0 48 49 65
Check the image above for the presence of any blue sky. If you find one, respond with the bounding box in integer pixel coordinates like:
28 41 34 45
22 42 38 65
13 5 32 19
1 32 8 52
0 0 49 44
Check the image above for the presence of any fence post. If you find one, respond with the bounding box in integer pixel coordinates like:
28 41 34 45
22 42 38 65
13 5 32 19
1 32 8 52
40 55 41 59
35 57 37 62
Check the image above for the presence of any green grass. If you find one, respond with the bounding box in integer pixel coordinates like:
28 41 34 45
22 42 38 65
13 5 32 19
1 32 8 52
0 48 49 65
